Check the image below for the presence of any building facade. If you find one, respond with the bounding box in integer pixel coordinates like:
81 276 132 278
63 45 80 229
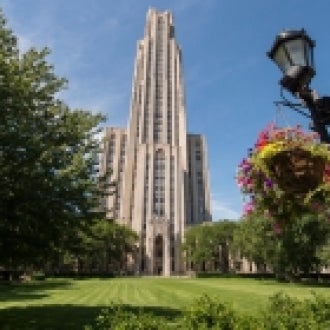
101 8 211 275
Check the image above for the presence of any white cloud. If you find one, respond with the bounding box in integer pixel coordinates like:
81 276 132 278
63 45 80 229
211 197 241 221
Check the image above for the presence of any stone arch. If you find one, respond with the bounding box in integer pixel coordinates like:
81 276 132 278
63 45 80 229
154 234 163 275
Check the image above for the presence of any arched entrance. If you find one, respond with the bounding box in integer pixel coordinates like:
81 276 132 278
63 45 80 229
154 235 163 275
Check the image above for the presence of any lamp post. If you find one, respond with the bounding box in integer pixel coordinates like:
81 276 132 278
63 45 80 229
268 29 330 143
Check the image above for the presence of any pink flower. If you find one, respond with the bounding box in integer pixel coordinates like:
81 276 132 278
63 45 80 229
243 202 254 216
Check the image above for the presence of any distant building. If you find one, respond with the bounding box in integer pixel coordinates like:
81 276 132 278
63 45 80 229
101 8 211 275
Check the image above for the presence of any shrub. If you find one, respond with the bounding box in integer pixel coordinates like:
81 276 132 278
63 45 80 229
87 303 170 330
179 294 261 330
263 291 330 329
308 292 330 324
88 292 330 329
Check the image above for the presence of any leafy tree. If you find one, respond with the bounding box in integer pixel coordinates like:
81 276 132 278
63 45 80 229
232 214 275 272
317 237 330 269
274 213 330 277
77 219 138 274
212 220 237 272
182 220 237 272
233 212 330 278
0 9 107 269
183 224 214 271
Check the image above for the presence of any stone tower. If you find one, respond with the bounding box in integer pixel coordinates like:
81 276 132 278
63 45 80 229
101 8 211 275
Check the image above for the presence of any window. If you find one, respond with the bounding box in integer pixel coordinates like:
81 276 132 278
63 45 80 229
153 150 165 216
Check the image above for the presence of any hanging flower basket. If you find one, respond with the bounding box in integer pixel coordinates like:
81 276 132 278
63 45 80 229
236 123 330 221
269 147 325 194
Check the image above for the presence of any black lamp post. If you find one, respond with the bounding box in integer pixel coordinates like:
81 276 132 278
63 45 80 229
268 29 330 143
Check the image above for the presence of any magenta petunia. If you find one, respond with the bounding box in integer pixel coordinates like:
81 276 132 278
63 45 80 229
243 202 255 216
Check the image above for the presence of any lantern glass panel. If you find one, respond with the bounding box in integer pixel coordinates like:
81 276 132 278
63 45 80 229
285 39 306 67
304 40 314 68
273 46 290 73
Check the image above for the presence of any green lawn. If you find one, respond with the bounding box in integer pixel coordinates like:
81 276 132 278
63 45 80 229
0 277 329 329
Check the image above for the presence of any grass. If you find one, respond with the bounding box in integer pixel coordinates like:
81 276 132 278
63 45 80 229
0 277 329 329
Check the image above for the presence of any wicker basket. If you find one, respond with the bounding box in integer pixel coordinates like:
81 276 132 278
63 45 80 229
269 148 325 194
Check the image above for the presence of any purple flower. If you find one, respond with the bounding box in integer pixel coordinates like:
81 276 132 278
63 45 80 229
263 178 273 190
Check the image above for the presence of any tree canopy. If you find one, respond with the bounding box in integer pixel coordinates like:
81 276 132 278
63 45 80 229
182 220 237 272
233 212 330 278
0 10 107 268
78 219 138 274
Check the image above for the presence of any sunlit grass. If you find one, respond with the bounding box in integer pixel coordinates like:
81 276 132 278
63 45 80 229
0 277 329 329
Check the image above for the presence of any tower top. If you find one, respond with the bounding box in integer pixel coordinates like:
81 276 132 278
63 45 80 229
147 7 171 16
144 7 175 38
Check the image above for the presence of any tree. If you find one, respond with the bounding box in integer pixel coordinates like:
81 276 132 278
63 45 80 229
233 212 330 278
212 220 237 272
317 237 330 269
76 219 138 274
232 214 275 272
273 213 330 277
182 224 214 271
0 9 107 269
182 220 237 272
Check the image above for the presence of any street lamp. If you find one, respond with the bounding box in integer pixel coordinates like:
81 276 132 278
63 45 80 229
268 29 330 143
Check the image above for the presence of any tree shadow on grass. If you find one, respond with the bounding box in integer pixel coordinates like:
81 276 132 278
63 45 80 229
245 276 330 289
271 276 330 288
0 280 73 302
0 304 181 330
296 280 330 289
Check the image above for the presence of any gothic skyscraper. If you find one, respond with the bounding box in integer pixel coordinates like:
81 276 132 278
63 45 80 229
101 8 211 275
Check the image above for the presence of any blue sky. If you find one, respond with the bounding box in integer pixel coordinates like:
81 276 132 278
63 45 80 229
2 0 330 220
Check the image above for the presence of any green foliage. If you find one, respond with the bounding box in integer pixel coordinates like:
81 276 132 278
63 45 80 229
182 220 237 272
89 303 169 330
273 213 330 277
232 214 273 268
0 9 106 268
264 292 330 329
180 294 259 330
309 292 330 325
77 219 138 274
89 292 330 329
234 212 330 278
182 225 214 268
317 237 330 267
